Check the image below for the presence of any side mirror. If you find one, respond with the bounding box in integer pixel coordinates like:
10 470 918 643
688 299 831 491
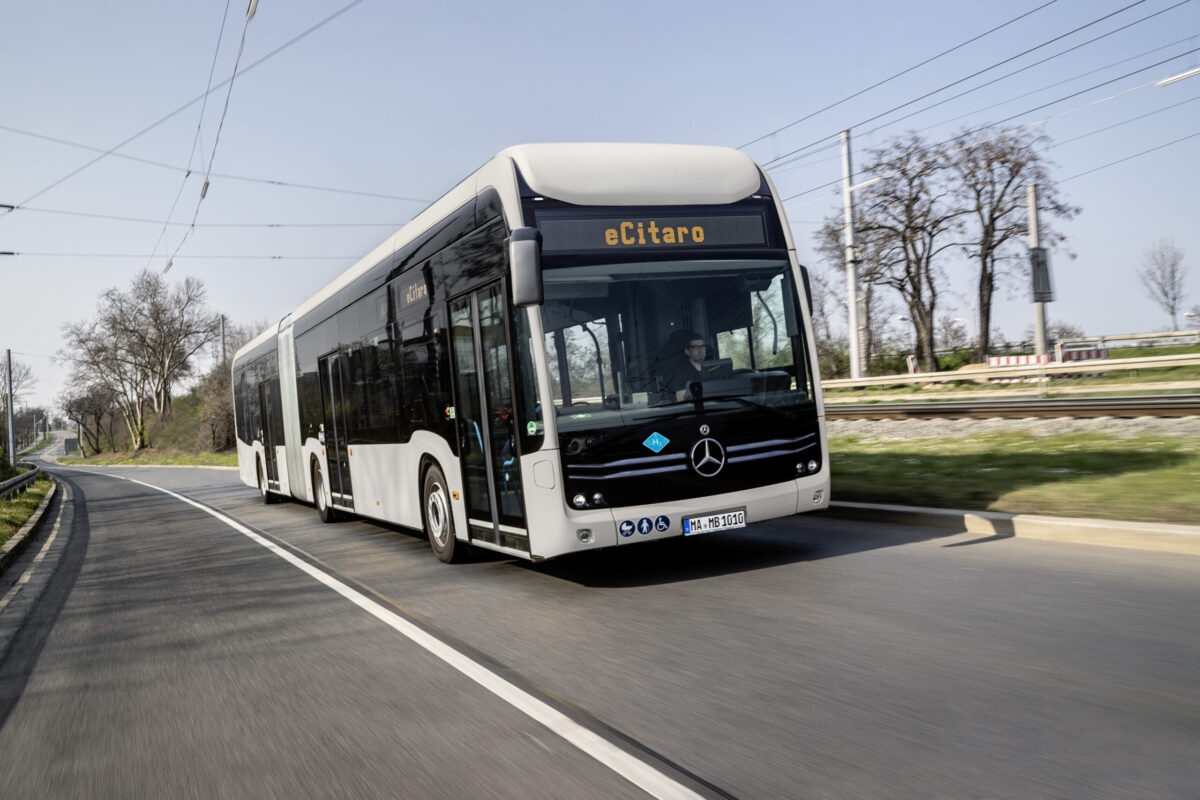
798 264 814 316
509 227 544 307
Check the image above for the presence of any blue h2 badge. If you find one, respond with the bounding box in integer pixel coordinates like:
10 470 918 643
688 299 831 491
642 432 669 453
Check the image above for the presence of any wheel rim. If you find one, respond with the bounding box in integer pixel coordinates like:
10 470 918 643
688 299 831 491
426 481 449 548
258 463 267 497
315 469 326 512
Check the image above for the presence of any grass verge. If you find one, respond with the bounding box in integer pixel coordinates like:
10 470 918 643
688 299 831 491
1 473 53 548
75 449 237 468
16 435 53 458
830 432 1200 525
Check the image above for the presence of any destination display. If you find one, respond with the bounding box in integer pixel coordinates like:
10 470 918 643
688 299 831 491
538 213 768 253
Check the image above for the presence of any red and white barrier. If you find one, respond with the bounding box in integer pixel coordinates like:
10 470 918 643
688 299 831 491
987 353 1051 383
986 348 1109 383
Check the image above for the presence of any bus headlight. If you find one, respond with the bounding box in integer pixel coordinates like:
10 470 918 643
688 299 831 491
591 492 606 506
572 493 588 509
807 460 819 474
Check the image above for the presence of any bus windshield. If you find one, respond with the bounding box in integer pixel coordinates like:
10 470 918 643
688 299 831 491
539 257 814 433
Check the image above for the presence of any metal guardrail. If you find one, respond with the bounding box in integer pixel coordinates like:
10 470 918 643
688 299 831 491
1058 328 1200 349
826 394 1200 420
0 462 40 502
824 353 1200 390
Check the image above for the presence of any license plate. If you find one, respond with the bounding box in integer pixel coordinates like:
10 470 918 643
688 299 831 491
683 509 746 536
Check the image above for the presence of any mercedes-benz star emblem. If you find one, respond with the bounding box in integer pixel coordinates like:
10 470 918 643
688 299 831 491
689 437 726 478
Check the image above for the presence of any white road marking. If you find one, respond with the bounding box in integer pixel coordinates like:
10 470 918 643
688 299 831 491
106 473 703 800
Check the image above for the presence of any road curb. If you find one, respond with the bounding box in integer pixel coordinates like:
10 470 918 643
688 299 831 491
0 478 59 575
822 501 1200 556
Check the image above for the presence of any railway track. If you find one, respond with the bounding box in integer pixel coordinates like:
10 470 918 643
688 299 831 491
824 393 1200 420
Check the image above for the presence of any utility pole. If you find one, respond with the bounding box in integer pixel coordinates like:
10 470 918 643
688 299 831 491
219 314 227 364
841 130 863 379
5 349 15 467
1027 183 1049 356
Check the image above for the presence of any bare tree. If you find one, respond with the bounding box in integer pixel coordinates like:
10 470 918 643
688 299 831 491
60 271 219 450
61 318 153 450
196 320 255 452
937 316 970 350
60 383 117 456
1 356 37 464
1138 239 1188 329
950 127 1078 361
0 356 36 411
854 134 965 371
1023 319 1085 343
102 269 218 416
813 211 893 372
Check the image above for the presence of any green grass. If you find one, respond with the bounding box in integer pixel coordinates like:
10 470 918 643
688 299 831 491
1 473 53 547
829 432 1200 524
75 448 237 467
16 435 53 458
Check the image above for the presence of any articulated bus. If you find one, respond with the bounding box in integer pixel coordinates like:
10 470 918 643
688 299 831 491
232 143 830 562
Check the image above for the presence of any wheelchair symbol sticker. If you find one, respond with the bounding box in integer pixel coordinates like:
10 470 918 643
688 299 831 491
654 515 670 532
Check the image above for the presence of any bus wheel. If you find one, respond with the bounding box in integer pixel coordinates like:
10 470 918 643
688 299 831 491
423 465 463 563
257 458 277 505
313 462 337 523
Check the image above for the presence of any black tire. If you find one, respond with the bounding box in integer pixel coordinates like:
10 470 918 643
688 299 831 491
257 458 277 505
423 464 464 563
313 462 338 523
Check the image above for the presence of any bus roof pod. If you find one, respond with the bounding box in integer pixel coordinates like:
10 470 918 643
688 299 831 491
501 143 763 207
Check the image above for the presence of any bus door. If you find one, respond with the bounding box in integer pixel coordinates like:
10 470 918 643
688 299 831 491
317 352 354 508
257 381 279 489
449 282 527 545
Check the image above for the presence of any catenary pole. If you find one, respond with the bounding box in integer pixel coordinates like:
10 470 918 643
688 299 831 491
841 130 863 379
1028 183 1048 356
5 349 15 466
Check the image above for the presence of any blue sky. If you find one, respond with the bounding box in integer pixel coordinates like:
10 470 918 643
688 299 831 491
2 0 1198 410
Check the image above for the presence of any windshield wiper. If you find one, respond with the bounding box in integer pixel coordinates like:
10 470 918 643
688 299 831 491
703 394 796 421
633 394 795 422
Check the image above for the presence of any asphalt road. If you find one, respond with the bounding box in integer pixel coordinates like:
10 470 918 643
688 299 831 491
2 441 1198 798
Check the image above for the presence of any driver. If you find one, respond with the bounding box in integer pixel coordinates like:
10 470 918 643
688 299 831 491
665 332 708 400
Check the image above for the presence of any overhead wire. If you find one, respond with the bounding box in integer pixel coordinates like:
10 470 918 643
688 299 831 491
0 123 430 203
849 6 1194 152
776 44 1200 205
911 28 1197 136
1047 92 1200 148
145 0 234 270
0 0 366 223
164 3 258 272
1060 129 1200 181
7 252 357 260
738 0 1063 149
7 205 403 227
761 9 1194 177
760 0 1155 169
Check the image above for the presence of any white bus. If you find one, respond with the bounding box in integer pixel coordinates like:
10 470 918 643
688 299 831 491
232 143 830 562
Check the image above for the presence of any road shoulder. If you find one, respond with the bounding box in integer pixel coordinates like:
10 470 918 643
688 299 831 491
823 500 1200 555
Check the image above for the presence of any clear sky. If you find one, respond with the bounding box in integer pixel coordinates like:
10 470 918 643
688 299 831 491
3 0 1198 411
